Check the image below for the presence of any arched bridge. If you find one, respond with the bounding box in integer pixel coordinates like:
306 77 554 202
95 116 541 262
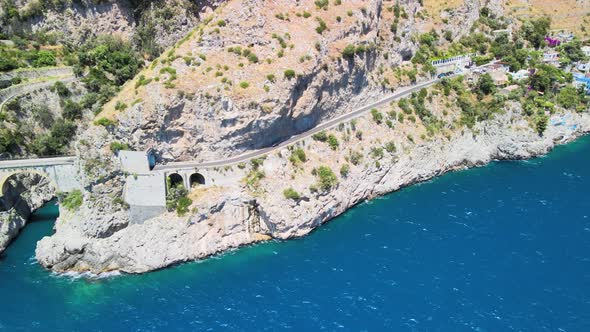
0 156 82 199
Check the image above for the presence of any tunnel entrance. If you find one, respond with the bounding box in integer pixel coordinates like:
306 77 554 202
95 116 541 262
168 173 184 189
189 173 205 188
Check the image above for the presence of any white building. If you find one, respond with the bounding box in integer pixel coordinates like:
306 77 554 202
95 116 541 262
509 69 530 81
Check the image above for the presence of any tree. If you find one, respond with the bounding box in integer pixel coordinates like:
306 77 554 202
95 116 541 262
314 166 338 191
520 17 551 49
62 99 82 120
556 86 580 109
33 50 56 67
559 40 587 63
284 69 296 79
535 114 548 135
476 73 496 96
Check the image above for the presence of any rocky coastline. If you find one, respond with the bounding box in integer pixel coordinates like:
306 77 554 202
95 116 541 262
35 107 590 274
0 173 55 254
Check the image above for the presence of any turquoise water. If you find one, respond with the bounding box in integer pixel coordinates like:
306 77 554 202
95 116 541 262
1 137 590 331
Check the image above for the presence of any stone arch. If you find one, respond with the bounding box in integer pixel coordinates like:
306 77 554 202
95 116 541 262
189 173 205 188
1 170 57 197
167 173 184 189
0 170 57 212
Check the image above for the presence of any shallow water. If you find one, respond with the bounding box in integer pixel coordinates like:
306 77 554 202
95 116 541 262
1 137 590 331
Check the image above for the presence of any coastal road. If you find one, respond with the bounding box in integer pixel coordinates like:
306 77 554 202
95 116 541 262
0 75 76 112
157 61 499 170
0 156 76 169
0 61 496 171
155 78 439 170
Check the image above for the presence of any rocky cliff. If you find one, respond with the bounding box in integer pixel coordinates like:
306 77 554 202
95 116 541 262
1 0 224 56
0 173 55 254
36 104 590 273
24 0 590 274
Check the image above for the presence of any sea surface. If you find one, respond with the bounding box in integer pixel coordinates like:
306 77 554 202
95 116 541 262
1 137 590 331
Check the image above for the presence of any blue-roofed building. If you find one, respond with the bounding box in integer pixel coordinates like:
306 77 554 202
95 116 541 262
573 73 590 93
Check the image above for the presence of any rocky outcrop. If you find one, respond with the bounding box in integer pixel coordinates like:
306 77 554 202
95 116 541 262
0 173 55 254
28 0 590 275
2 0 225 53
35 108 590 274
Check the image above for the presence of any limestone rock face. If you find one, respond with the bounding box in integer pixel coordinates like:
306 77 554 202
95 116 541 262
29 0 590 275
0 173 55 254
2 0 224 51
35 108 590 274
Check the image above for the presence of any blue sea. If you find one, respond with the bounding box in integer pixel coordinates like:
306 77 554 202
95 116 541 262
1 137 590 331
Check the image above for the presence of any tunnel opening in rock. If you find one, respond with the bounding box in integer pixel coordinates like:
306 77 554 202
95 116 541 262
189 173 205 188
168 173 184 189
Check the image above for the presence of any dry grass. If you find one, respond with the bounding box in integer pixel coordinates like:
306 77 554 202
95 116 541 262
505 0 590 36
97 0 374 120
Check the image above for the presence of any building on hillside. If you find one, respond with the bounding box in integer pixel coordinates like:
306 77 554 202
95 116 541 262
509 69 531 81
577 62 590 73
582 46 590 58
490 70 509 86
542 50 560 66
431 54 474 75
548 29 574 43
573 73 590 93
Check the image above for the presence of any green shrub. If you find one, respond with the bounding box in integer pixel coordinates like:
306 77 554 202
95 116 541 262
284 69 296 79
340 163 350 177
61 190 83 211
217 19 226 27
115 101 128 111
176 196 193 216
52 81 70 97
342 44 356 58
94 117 117 127
247 53 259 63
283 187 301 200
315 0 329 9
33 50 56 67
135 75 152 88
535 114 548 135
110 141 130 154
62 99 82 120
327 134 339 150
239 81 250 89
371 147 384 159
385 141 397 153
312 131 328 142
314 166 338 191
289 148 307 165
371 108 383 124
350 150 363 165
266 74 276 82
316 18 328 34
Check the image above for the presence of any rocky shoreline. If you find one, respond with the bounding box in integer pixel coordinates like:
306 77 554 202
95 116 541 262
34 108 590 275
0 174 55 254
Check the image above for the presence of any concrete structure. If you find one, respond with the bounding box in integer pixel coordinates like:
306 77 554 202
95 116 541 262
0 157 81 205
573 73 590 93
490 70 509 86
0 61 496 223
582 46 590 58
543 50 560 67
431 54 474 75
0 66 74 89
548 29 574 43
509 69 531 81
577 62 590 73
